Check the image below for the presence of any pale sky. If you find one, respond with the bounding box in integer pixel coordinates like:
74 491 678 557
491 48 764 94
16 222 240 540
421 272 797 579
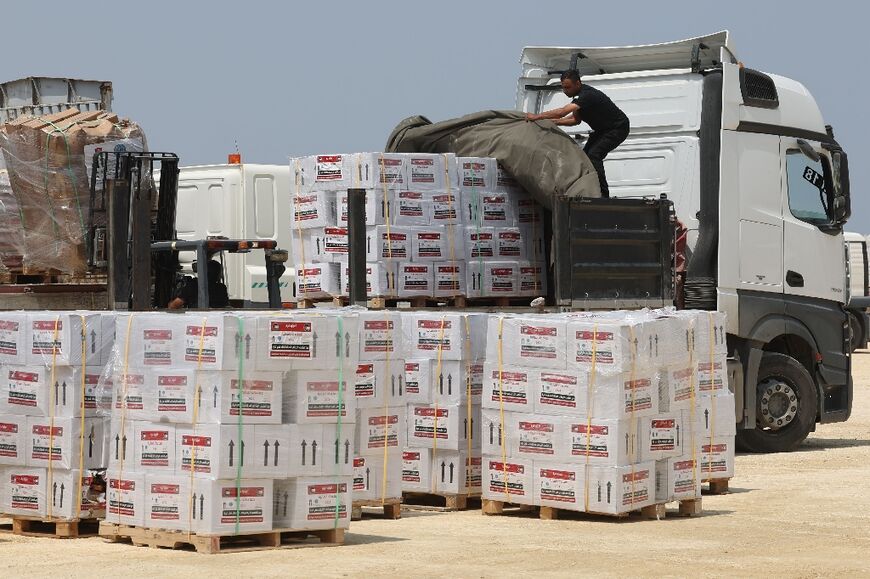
4 0 867 232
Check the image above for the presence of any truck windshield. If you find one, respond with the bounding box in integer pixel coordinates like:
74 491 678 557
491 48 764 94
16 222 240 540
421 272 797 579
786 150 831 226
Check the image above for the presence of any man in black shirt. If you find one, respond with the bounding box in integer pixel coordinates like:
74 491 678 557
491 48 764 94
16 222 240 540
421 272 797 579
168 258 230 309
527 70 629 197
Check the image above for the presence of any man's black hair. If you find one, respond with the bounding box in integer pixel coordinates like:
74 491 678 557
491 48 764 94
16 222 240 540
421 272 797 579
560 69 582 83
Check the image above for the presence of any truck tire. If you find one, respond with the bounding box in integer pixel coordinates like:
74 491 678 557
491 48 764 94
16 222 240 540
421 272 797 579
847 311 865 353
736 352 817 453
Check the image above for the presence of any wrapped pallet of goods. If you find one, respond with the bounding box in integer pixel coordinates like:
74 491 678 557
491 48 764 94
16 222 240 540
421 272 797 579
0 310 113 538
98 309 358 554
400 311 488 510
290 153 546 305
480 309 734 520
0 110 146 276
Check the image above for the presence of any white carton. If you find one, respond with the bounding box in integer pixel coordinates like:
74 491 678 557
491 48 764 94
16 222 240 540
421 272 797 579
112 370 149 421
659 365 697 413
433 262 467 298
403 359 433 404
566 318 656 374
431 360 483 407
393 190 431 226
432 450 481 495
365 226 411 262
685 310 728 357
100 313 117 366
458 157 497 193
296 227 347 264
0 365 106 418
191 478 273 534
406 153 457 191
249 424 293 478
134 422 177 473
358 311 402 361
353 454 402 500
482 456 534 505
0 365 49 416
341 262 397 298
639 414 684 461
698 436 736 479
584 462 656 515
274 477 350 531
692 391 738 437
406 404 478 451
697 359 729 396
589 371 658 420
467 261 519 298
1 467 104 520
495 162 522 194
295 263 343 299
398 262 434 298
0 313 27 364
481 408 509 457
145 474 191 531
465 227 495 260
106 470 147 526
411 228 464 262
197 370 283 425
178 313 255 371
521 224 547 262
257 313 359 371
535 369 586 416
113 314 179 369
467 192 516 226
0 414 26 465
337 188 391 226
351 360 405 408
298 153 406 192
146 369 197 423
321 422 355 477
518 262 547 297
650 315 693 368
534 462 584 511
287 423 325 477
509 413 567 461
283 370 355 424
107 418 134 469
481 363 535 413
25 416 106 470
565 418 639 466
516 196 543 228
292 190 336 230
655 456 702 502
26 313 102 366
495 228 526 259
402 313 487 361
356 406 406 456
175 424 254 479
486 315 568 370
431 192 462 225
400 447 431 493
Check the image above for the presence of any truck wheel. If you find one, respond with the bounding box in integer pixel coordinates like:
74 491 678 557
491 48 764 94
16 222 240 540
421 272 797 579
847 311 864 353
736 352 817 453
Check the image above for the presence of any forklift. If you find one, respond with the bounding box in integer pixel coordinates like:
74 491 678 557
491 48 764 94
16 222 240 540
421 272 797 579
87 151 288 311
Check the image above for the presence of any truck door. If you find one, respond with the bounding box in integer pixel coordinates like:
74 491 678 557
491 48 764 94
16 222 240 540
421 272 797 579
780 137 846 303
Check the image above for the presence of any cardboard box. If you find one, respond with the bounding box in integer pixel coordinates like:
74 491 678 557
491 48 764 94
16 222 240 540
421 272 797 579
698 436 736 479
358 311 402 361
655 456 701 502
298 153 406 192
0 365 49 416
495 162 522 194
433 262 467 298
467 192 517 226
191 478 273 534
295 263 343 299
535 369 586 416
584 462 656 515
273 477 350 531
659 365 697 413
26 416 106 470
411 228 464 262
431 193 462 225
107 418 134 470
487 316 568 370
256 313 359 371
481 363 535 413
432 450 481 495
393 191 431 226
100 313 117 366
298 227 349 263
0 414 26 465
402 313 487 361
516 196 543 227
518 261 547 297
639 414 684 461
26 313 102 366
341 262 397 298
283 370 356 424
337 188 391 226
106 470 147 527
691 391 737 437
400 447 431 493
588 371 658 419
0 312 27 364
458 157 497 193
464 227 495 260
113 314 179 369
407 153 458 191
482 456 534 505
0 365 107 418
196 370 283 425
178 313 256 371
353 454 403 500
509 413 567 461
521 224 547 262
398 262 434 297
112 370 149 421
175 424 254 479
697 359 730 396
534 462 584 511
134 422 177 473
365 226 411 261
292 190 336 230
248 424 294 478
403 359 433 404
406 404 478 451
287 423 325 477
467 261 519 298
321 422 355 477
566 317 657 374
649 315 693 368
145 474 191 531
431 360 483 407
144 369 197 423
481 409 509 457
1 467 103 520
685 310 728 357
351 360 405 408
495 228 526 259
565 418 639 466
356 406 406 456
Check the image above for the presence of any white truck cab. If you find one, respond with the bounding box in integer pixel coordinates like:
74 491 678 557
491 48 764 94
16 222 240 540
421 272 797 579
174 163 296 306
518 31 853 451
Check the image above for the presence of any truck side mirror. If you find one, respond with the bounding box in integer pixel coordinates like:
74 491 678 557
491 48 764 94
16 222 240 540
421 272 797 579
831 150 851 225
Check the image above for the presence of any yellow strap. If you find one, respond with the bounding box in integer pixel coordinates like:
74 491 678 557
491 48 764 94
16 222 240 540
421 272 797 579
186 316 209 539
46 315 62 519
117 313 135 524
430 316 447 493
464 315 473 491
293 159 309 299
688 317 699 493
380 154 395 283
496 317 509 499
380 312 391 504
628 325 638 510
75 315 87 518
444 154 460 301
706 312 716 479
583 323 598 512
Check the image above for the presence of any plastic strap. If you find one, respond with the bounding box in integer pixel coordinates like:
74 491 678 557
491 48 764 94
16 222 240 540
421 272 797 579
464 315 473 491
46 314 62 519
234 316 245 534
496 316 508 499
333 316 347 529
186 317 209 539
688 318 699 493
380 312 391 504
75 315 87 518
628 325 638 511
430 316 448 492
118 314 135 524
293 159 309 299
706 312 716 479
444 154 460 300
583 323 598 512
472 161 485 297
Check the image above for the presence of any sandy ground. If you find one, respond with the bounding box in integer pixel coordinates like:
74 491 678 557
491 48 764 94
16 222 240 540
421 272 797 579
2 356 870 578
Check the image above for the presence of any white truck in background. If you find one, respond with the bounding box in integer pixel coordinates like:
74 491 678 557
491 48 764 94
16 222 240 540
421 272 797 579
174 163 296 306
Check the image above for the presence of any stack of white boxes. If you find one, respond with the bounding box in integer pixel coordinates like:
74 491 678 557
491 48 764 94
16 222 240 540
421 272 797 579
480 310 734 515
0 311 112 521
105 310 357 535
399 312 488 497
290 153 547 301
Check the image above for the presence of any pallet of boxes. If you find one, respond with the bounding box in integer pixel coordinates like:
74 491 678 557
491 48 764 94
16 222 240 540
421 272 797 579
0 311 113 538
289 153 546 308
480 309 735 520
99 310 358 554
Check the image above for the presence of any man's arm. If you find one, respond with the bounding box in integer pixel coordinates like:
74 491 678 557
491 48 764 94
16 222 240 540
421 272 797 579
167 297 185 309
526 102 579 122
553 115 580 126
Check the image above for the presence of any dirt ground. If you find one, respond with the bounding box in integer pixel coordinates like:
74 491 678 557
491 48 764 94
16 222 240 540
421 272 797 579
3 356 870 578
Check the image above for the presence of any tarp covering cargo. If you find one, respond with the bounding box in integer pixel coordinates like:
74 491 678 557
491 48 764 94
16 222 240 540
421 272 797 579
385 110 601 209
0 109 146 275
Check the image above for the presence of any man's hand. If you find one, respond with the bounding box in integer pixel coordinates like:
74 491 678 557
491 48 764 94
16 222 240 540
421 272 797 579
526 113 540 122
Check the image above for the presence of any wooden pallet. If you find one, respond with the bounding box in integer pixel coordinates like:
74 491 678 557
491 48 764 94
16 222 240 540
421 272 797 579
0 268 107 286
402 492 480 512
368 296 540 310
4 516 101 538
99 522 344 554
481 497 702 520
297 296 349 309
351 498 402 521
703 478 730 495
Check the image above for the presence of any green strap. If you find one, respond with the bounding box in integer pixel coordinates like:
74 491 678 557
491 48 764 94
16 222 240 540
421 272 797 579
473 161 484 294
334 316 346 529
235 316 245 535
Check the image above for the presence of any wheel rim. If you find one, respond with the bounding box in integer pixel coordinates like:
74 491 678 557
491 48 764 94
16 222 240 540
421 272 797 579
758 377 799 430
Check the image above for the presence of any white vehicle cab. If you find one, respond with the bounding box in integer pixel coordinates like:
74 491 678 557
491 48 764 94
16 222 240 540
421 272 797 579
518 31 853 451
